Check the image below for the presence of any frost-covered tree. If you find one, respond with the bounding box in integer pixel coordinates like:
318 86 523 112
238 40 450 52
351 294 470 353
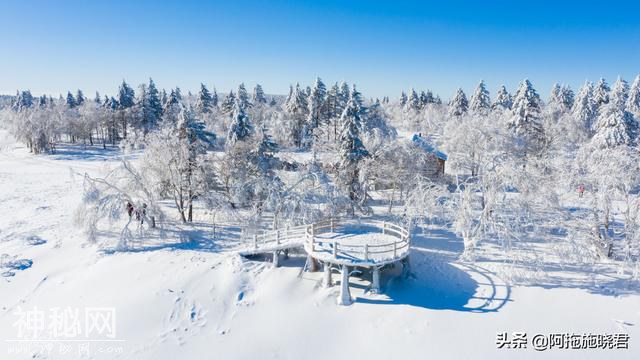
237 83 252 109
627 75 640 117
448 88 468 117
469 80 491 115
509 79 545 155
66 91 77 108
492 85 512 111
117 80 136 138
593 78 610 111
285 83 308 147
406 88 420 111
252 84 267 104
76 90 85 106
572 81 596 134
399 91 407 107
138 78 162 134
338 94 369 212
227 99 253 144
221 90 236 115
195 83 214 114
590 77 636 149
304 77 327 145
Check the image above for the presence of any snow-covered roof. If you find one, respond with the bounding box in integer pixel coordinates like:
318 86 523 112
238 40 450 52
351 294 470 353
411 134 448 161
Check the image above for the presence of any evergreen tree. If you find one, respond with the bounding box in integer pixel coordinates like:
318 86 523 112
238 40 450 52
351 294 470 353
338 93 369 207
627 75 640 116
94 91 102 105
399 91 407 106
76 89 85 106
572 81 597 133
195 83 214 114
237 83 252 109
221 90 236 115
406 88 420 111
305 77 327 144
591 77 636 148
211 87 218 108
285 83 309 147
448 88 468 117
559 85 575 111
509 79 545 154
117 80 136 109
593 78 610 110
492 85 512 111
139 79 162 133
227 99 253 144
66 91 77 108
469 80 491 115
252 84 267 104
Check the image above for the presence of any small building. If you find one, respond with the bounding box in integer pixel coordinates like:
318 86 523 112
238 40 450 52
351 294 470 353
411 133 447 177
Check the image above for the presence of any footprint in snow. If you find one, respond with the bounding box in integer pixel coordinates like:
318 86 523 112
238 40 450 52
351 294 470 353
25 235 47 246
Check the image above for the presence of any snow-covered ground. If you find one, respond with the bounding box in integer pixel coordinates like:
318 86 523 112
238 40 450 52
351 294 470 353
1 129 639 359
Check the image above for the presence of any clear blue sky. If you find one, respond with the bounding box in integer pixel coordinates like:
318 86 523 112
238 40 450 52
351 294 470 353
1 0 639 100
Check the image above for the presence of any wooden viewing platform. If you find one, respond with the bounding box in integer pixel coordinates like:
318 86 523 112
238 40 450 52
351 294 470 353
238 218 411 305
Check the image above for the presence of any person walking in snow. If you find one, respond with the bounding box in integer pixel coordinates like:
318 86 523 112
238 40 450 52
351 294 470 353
126 202 134 218
578 184 585 198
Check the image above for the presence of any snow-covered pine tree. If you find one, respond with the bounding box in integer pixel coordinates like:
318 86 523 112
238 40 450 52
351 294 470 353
509 79 545 155
406 88 420 111
66 91 77 108
76 90 85 106
559 85 575 111
211 87 218 108
627 75 640 117
237 83 252 109
591 77 636 148
593 78 611 111
285 83 309 147
252 84 267 104
195 83 214 114
492 85 512 111
572 81 597 134
304 77 327 145
117 80 136 139
448 88 468 117
399 91 407 107
221 90 236 115
227 98 253 144
338 92 369 210
146 78 162 130
469 80 491 115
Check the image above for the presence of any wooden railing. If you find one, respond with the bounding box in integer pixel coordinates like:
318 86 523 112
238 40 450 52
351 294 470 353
305 219 410 264
241 218 410 265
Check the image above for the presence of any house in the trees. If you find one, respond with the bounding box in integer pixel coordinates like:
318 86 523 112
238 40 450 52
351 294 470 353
411 133 447 177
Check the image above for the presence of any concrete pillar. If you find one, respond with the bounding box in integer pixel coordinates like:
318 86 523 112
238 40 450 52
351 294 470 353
323 262 332 288
338 264 352 306
308 255 318 272
371 267 381 294
273 251 279 267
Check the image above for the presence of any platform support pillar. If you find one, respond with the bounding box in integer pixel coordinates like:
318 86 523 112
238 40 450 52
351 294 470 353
323 262 332 288
308 255 318 272
273 250 279 267
338 264 352 306
371 266 381 294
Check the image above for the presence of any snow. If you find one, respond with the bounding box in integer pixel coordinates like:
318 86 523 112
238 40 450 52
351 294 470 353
1 129 639 359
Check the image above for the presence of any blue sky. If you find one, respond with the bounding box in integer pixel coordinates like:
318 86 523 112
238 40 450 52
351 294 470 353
1 0 639 100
